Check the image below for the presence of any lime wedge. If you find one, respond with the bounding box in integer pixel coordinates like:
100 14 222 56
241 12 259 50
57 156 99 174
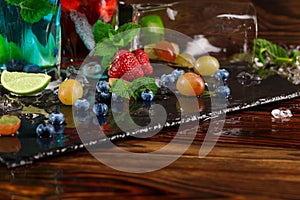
1 70 51 95
139 14 165 44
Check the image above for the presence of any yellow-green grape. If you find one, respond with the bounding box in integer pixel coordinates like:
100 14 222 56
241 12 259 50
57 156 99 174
174 53 196 68
176 72 205 96
194 55 220 76
58 79 83 106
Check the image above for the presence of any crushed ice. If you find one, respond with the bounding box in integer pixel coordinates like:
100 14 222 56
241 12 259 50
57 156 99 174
166 7 178 21
271 108 293 119
69 10 95 51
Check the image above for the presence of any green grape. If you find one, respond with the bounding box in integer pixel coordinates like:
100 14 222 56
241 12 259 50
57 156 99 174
174 53 196 68
176 72 205 96
194 55 220 76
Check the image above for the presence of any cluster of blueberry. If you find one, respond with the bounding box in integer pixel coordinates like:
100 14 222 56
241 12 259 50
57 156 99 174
73 80 110 118
36 112 65 138
213 69 231 98
160 69 185 88
6 60 44 73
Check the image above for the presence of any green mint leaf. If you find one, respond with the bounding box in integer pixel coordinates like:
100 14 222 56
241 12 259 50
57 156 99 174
20 0 57 23
252 38 299 79
129 77 158 100
253 38 289 65
101 54 115 70
117 23 141 34
93 20 116 44
94 41 118 57
110 77 158 100
4 0 22 6
110 79 132 99
115 23 141 47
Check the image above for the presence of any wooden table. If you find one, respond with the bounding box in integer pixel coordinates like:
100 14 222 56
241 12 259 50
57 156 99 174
1 1 300 199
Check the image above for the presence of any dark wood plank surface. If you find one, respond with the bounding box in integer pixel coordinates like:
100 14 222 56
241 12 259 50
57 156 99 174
1 0 300 199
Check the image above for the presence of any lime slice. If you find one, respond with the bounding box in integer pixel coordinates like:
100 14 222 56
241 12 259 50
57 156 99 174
1 70 51 95
139 14 165 44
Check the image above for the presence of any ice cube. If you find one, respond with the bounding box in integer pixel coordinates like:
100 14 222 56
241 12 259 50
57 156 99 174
69 10 95 51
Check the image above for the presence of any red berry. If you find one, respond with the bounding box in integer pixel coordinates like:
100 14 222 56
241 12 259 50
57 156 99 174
108 50 144 81
98 0 117 23
134 49 153 76
154 41 176 62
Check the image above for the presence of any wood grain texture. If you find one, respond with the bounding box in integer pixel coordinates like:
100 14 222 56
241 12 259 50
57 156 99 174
1 0 300 199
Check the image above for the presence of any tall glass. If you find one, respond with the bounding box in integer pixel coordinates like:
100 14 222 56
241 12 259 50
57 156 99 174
61 0 118 69
0 0 61 79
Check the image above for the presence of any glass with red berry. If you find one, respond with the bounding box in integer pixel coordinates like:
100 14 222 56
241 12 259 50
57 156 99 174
61 0 118 68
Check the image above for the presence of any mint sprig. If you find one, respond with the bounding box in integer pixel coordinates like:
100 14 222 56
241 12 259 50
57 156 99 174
5 0 58 24
110 77 158 100
129 77 158 100
93 21 141 70
110 79 132 99
252 38 299 78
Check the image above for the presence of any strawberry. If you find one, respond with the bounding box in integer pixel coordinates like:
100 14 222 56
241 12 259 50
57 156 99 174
108 50 144 81
134 49 153 76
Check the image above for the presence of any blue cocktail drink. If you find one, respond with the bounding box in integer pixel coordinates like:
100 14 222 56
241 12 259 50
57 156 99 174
0 0 61 79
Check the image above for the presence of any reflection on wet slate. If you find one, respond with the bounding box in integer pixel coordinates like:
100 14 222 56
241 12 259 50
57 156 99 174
0 63 300 168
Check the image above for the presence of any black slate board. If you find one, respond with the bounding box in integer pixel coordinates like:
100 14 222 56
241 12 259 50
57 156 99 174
0 62 299 168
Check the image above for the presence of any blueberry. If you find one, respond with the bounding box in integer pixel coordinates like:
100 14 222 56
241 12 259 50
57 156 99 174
36 122 56 138
6 60 24 71
23 64 42 73
93 103 109 116
48 112 65 125
74 98 90 111
141 89 154 101
172 69 184 80
54 124 65 135
53 47 58 57
53 88 59 95
97 92 111 102
93 116 108 126
215 86 231 98
142 101 153 107
161 74 176 86
74 111 91 122
214 69 230 81
96 80 110 93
